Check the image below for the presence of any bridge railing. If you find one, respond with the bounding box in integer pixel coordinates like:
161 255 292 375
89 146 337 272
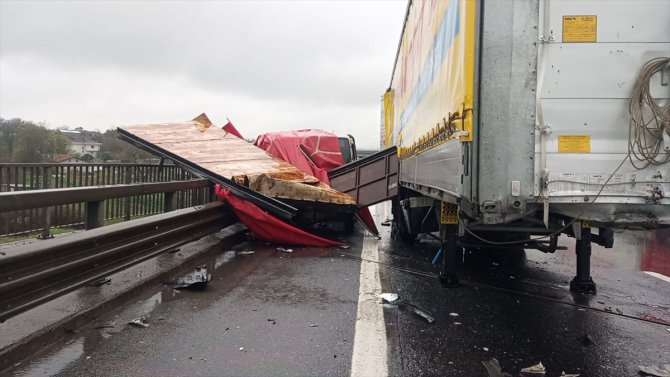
0 163 214 238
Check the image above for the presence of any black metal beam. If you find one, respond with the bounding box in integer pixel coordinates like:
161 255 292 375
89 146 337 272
117 128 297 221
0 179 211 212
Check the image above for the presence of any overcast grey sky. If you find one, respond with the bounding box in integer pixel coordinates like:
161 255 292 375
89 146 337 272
0 0 406 149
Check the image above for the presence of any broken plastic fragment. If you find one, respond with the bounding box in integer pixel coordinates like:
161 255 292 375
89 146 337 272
238 250 255 255
449 312 459 317
128 317 149 328
338 245 351 249
639 364 670 377
520 362 546 375
163 265 212 290
560 372 580 377
277 247 293 253
481 358 512 377
407 304 435 323
378 293 399 303
378 293 434 323
238 347 245 351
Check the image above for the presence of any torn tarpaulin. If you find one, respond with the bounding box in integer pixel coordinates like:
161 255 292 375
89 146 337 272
222 119 244 139
254 129 343 184
254 128 378 236
215 185 343 247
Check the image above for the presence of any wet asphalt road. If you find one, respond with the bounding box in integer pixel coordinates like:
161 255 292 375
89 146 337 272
5 204 670 377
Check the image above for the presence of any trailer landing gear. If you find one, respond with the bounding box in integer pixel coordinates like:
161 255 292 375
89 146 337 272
569 222 597 294
439 223 460 287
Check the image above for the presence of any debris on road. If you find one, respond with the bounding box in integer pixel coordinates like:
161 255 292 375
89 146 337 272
128 316 149 328
267 318 277 325
93 324 116 330
277 247 293 253
560 372 580 377
163 265 211 290
88 278 112 287
378 293 435 324
338 245 351 249
520 361 546 375
639 364 670 377
449 312 459 317
238 347 245 352
238 250 256 255
480 358 512 377
580 334 594 346
309 324 319 327
379 293 399 303
483 347 489 352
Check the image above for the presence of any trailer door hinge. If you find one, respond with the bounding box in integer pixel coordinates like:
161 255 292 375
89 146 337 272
538 32 556 44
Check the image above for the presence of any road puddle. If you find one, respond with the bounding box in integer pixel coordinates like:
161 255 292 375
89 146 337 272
12 338 84 377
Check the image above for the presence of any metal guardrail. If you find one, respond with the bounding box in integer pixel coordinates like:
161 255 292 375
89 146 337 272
0 163 212 237
0 201 235 322
0 179 213 236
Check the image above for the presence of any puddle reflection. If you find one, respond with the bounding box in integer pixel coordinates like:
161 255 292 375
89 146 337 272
13 338 84 377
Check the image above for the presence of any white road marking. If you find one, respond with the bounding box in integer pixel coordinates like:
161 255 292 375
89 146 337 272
350 233 388 377
644 271 670 284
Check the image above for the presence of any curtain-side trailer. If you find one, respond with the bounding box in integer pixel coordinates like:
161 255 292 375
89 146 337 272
382 0 670 292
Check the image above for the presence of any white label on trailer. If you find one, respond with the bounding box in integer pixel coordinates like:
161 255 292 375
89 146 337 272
549 172 588 193
589 173 625 193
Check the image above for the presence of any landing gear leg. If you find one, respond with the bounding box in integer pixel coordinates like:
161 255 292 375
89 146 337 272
570 222 597 294
439 223 460 287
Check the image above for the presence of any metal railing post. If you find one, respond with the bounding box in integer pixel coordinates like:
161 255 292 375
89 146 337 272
164 191 177 212
85 201 104 229
38 167 54 239
123 166 132 221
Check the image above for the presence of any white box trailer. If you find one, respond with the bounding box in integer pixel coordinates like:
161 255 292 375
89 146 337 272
382 0 670 292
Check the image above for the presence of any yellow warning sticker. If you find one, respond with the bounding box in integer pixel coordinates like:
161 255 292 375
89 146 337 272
558 135 591 153
440 202 458 225
562 15 597 43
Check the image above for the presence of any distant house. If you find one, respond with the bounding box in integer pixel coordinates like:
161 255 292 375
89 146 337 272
52 155 88 164
59 130 101 157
